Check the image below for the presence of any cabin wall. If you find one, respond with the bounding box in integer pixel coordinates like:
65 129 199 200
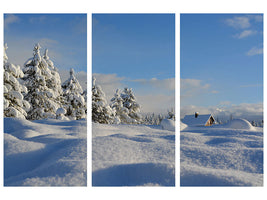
205 118 214 126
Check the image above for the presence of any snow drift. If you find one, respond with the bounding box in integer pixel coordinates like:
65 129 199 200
92 123 175 186
220 118 255 130
160 119 175 131
4 117 87 186
180 120 263 186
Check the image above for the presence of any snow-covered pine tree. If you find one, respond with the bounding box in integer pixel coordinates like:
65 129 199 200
120 87 143 124
82 81 87 116
43 49 63 99
167 108 175 120
62 68 86 120
143 113 164 125
4 44 31 119
23 43 61 120
92 77 115 124
110 89 132 124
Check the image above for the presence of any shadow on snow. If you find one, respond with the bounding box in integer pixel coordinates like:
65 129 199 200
92 163 175 186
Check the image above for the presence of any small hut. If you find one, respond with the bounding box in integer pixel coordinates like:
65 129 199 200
182 112 216 127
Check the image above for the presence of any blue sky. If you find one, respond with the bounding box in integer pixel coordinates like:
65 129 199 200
93 14 175 113
4 14 87 88
180 14 263 119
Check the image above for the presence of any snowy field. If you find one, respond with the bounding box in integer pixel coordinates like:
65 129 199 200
92 123 175 186
180 119 263 186
4 117 87 186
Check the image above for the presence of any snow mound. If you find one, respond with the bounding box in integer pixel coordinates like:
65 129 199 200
180 121 187 131
180 122 263 186
160 119 175 131
93 123 175 186
56 107 66 115
223 119 255 130
4 118 87 186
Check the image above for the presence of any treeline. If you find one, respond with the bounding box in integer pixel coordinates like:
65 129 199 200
92 77 175 125
4 43 87 121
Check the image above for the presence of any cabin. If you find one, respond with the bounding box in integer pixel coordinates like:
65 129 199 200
182 112 216 127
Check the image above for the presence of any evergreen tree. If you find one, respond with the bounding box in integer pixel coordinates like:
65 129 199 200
167 108 175 120
92 77 115 124
43 49 63 100
110 89 132 124
111 87 142 124
23 43 61 120
4 44 31 119
82 82 87 116
62 68 86 120
120 87 142 124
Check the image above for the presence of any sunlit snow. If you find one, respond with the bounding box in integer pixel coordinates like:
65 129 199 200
180 119 263 186
4 117 87 186
92 123 175 186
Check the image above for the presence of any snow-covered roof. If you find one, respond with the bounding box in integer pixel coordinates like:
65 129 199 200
182 114 214 126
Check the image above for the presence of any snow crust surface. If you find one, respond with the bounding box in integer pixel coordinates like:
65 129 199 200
180 121 263 186
4 117 87 186
92 123 175 186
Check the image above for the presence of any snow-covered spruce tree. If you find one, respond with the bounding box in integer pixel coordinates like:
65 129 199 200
4 44 31 119
82 82 87 116
92 77 115 124
120 87 142 124
110 89 134 124
62 68 86 120
23 43 61 120
43 49 64 100
167 108 175 120
143 113 164 125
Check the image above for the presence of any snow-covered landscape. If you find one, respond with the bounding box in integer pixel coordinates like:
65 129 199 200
92 122 175 186
4 35 87 185
180 119 263 186
4 118 87 186
92 69 175 186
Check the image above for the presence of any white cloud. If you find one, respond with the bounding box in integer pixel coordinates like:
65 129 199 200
225 16 251 29
234 30 257 39
246 46 263 56
132 78 175 91
92 73 175 113
211 90 219 94
92 73 125 100
4 14 19 28
137 94 175 114
181 79 213 98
